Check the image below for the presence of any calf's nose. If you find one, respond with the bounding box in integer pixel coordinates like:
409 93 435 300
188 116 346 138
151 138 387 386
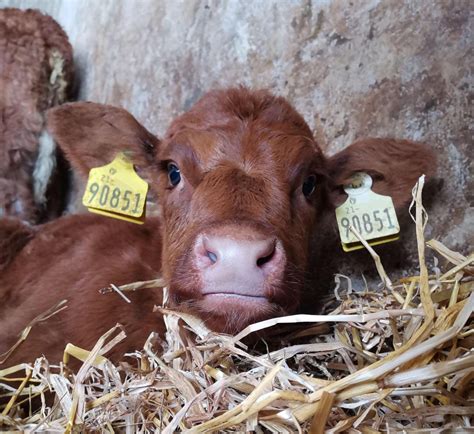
194 232 285 296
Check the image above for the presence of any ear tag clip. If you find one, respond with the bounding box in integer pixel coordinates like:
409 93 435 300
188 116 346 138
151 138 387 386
82 152 148 224
335 172 400 252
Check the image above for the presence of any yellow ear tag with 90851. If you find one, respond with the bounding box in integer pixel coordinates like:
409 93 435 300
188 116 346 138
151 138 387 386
82 153 148 224
335 172 400 252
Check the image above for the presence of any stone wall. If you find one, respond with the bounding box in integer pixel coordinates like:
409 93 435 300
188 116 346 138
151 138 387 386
2 0 472 281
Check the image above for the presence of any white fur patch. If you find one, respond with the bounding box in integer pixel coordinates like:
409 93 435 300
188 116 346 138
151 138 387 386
33 130 56 206
13 198 24 215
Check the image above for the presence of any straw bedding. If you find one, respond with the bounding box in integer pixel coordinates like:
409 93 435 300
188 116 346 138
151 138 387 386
1 177 473 432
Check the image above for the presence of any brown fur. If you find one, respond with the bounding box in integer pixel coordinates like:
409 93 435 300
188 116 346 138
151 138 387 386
0 218 35 272
0 87 436 366
0 8 74 223
1 214 163 366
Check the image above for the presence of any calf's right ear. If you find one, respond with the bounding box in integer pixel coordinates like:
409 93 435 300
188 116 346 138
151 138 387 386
46 102 161 178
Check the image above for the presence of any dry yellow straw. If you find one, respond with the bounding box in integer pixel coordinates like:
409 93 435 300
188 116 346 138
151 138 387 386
309 391 335 434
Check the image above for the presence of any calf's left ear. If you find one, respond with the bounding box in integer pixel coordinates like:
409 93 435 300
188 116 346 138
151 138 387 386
326 138 437 209
46 102 161 179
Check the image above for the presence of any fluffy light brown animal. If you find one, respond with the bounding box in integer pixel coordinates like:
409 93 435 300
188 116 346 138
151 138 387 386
0 8 74 224
0 88 436 366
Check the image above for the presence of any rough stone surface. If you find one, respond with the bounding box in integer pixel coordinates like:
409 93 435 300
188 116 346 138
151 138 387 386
2 0 472 286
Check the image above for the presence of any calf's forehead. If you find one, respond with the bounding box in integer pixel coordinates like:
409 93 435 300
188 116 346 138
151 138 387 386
160 119 321 181
159 88 323 176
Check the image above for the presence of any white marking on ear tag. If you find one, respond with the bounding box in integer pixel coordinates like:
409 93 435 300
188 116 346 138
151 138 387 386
82 153 149 224
335 172 400 252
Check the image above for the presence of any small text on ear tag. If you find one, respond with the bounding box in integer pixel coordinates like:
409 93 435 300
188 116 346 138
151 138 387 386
82 152 148 224
335 172 400 252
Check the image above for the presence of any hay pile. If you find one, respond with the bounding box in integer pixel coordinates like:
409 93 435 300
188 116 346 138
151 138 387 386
1 178 473 432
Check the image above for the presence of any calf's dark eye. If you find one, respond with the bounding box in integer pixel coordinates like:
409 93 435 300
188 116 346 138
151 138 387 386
167 163 181 187
302 175 317 198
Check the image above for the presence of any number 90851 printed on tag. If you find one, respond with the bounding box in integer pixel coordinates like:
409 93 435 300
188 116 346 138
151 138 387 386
338 206 399 244
85 182 144 216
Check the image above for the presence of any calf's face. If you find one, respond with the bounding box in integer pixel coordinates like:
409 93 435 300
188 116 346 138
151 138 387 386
156 90 327 332
47 88 436 334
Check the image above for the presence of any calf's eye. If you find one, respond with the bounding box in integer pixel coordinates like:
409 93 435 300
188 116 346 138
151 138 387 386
167 163 181 187
302 175 317 198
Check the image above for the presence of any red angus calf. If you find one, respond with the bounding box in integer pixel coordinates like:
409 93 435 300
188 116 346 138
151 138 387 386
0 88 436 366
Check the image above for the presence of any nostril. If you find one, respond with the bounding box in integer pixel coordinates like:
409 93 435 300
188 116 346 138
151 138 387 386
207 250 218 264
256 251 274 267
194 235 219 269
256 241 276 268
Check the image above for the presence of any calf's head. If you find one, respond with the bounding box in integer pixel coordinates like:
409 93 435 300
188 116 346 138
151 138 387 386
47 88 435 333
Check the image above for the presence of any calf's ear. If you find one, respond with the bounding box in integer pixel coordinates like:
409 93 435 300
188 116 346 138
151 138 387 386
326 138 437 209
46 102 161 178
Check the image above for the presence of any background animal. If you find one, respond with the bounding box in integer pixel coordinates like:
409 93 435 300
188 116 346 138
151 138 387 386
0 8 74 224
0 88 435 367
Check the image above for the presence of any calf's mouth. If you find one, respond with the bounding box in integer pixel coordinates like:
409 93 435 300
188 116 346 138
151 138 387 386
168 225 294 333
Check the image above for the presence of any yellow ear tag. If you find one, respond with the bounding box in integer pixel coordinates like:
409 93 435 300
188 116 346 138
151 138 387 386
82 152 148 224
335 172 400 252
